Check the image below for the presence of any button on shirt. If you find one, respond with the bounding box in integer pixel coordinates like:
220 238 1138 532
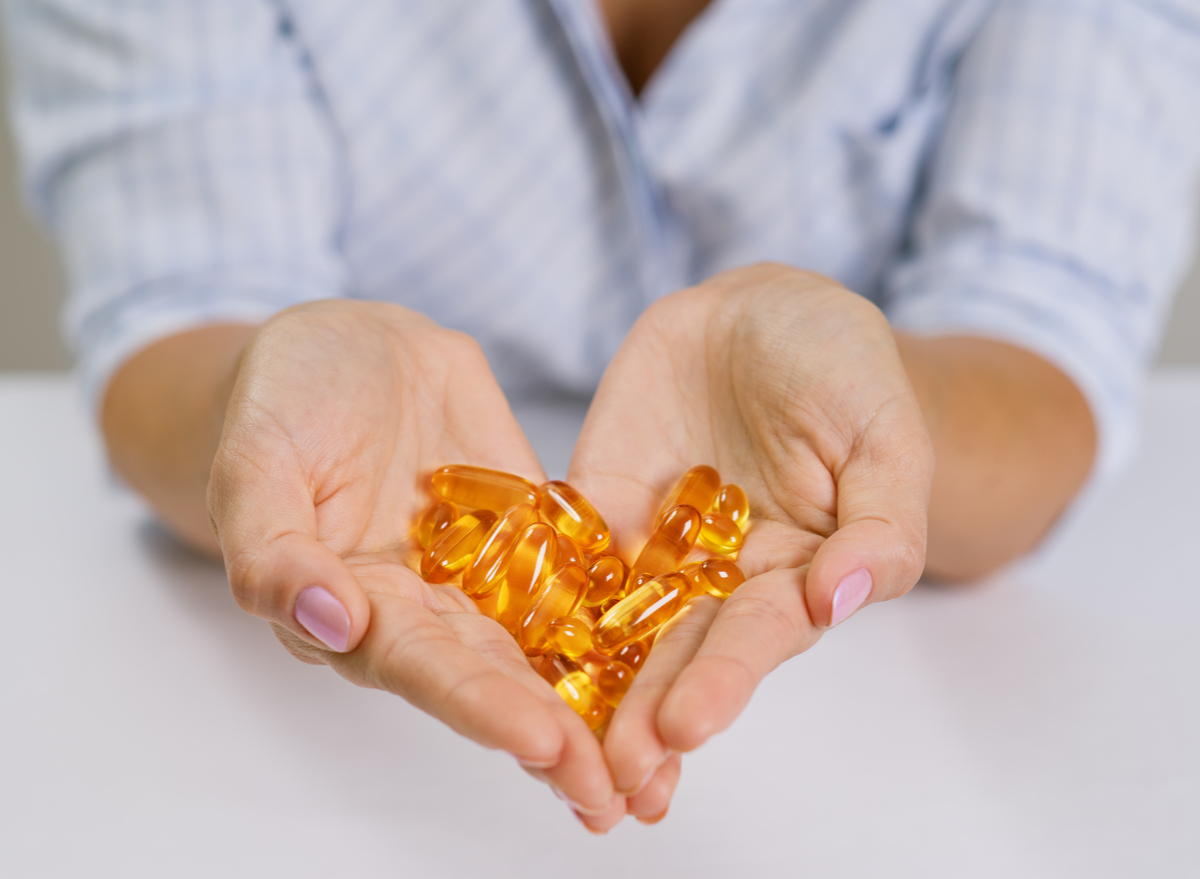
5 0 1200 481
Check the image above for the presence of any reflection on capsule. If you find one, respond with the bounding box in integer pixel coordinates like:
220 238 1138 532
660 465 721 518
538 481 611 553
594 571 695 653
462 504 539 596
431 465 538 513
540 655 608 731
419 510 497 583
519 563 588 655
416 501 459 548
495 523 557 633
583 555 627 607
630 505 701 581
545 617 593 657
699 511 743 556
714 483 750 531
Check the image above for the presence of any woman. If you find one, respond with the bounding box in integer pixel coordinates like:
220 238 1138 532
5 0 1198 832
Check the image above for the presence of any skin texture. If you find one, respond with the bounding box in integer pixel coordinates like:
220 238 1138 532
101 265 1095 830
598 0 714 94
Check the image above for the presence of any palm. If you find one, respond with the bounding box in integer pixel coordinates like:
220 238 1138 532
568 265 931 809
213 302 618 819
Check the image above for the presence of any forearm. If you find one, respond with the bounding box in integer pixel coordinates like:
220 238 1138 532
101 324 260 556
896 334 1097 581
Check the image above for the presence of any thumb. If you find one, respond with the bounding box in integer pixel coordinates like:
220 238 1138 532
208 446 370 655
805 413 933 628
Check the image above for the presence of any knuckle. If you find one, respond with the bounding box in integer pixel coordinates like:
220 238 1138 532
223 542 276 617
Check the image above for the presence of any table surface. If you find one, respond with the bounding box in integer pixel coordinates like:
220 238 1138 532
1 372 1197 879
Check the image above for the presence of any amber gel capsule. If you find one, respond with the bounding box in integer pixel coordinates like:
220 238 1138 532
613 640 648 672
699 511 744 556
541 654 608 731
630 504 701 581
555 533 584 568
420 510 497 584
519 562 588 655
694 558 746 599
416 501 459 548
594 572 696 654
537 481 611 553
582 555 627 607
714 483 750 531
461 504 539 596
545 618 593 657
495 523 558 633
596 660 634 707
431 465 538 513
660 465 721 518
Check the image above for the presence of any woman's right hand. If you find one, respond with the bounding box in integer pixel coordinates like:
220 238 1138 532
206 300 620 824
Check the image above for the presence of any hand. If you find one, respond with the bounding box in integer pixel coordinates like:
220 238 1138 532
568 263 933 820
206 300 619 820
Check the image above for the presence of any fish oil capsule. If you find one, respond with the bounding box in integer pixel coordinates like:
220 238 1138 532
582 555 627 607
556 533 584 568
431 465 538 513
537 481 611 553
714 483 750 531
630 504 702 581
613 640 648 672
461 504 539 596
699 512 744 556
540 655 609 732
495 523 558 633
596 660 634 707
660 465 721 518
416 501 459 548
419 510 497 584
545 617 593 658
594 572 696 654
695 558 746 599
519 562 588 656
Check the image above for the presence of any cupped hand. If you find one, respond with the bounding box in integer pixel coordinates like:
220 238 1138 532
567 263 934 819
207 300 617 818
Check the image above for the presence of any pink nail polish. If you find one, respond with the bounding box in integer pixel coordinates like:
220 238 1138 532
829 568 872 627
294 586 351 652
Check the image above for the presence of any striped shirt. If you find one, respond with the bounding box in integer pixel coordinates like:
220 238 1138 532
5 0 1200 481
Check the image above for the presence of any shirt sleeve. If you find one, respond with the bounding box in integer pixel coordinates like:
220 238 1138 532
2 0 348 409
883 0 1200 485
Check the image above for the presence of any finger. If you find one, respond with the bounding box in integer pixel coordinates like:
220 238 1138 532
333 591 615 813
604 595 722 794
805 407 933 629
626 751 682 824
209 445 370 654
658 566 820 753
569 792 628 835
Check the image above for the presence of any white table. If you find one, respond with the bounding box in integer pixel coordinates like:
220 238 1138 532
1 373 1197 878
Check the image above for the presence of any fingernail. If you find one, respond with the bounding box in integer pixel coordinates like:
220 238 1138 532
637 808 669 825
514 756 556 770
829 568 872 628
552 786 610 817
294 586 351 652
573 810 610 835
618 754 669 797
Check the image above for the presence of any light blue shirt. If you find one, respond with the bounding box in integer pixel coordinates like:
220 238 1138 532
4 0 1200 481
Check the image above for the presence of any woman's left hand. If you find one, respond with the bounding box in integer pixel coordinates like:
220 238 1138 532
568 263 934 822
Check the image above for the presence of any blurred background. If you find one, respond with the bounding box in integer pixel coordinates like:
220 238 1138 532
2 39 1197 372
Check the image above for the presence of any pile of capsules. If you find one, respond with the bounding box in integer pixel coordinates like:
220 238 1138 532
413 464 750 734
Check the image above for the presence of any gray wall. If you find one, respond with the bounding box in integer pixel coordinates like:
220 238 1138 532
2 37 1198 371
